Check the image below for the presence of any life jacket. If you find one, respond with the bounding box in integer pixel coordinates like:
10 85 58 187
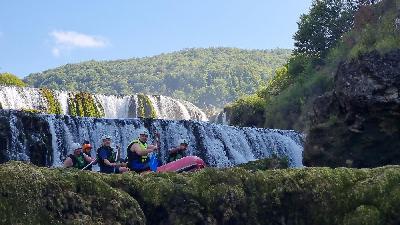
127 139 148 165
69 153 88 170
168 147 186 162
96 146 116 166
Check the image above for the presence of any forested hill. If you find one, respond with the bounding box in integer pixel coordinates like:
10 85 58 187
24 48 291 109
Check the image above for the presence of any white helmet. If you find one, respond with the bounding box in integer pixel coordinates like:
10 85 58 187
101 135 112 140
70 143 82 154
138 129 149 136
178 138 189 145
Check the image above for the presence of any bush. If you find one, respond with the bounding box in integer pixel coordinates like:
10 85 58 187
225 94 266 127
0 73 26 87
264 70 332 130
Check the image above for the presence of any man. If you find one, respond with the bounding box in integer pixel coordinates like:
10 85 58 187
64 143 95 170
168 139 188 162
127 129 158 173
82 140 94 170
97 135 129 174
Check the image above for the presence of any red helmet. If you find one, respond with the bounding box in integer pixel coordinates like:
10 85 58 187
82 143 92 153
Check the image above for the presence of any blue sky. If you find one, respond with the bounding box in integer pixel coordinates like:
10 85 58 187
0 0 312 78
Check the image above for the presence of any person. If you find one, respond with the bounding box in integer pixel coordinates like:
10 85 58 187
97 135 129 174
63 143 95 170
81 140 94 170
168 139 188 162
126 129 158 173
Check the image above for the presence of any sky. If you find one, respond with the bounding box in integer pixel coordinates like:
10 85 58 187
0 0 312 78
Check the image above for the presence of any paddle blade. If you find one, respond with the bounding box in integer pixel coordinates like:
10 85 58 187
149 153 158 172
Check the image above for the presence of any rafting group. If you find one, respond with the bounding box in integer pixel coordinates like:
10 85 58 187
63 129 205 173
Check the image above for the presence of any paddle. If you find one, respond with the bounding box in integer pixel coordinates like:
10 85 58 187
115 145 120 162
81 159 96 171
81 146 96 171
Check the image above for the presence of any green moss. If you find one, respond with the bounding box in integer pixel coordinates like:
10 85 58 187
67 93 77 116
237 155 289 170
40 88 62 114
1 161 400 225
0 162 145 225
137 94 157 119
67 92 104 117
22 108 41 114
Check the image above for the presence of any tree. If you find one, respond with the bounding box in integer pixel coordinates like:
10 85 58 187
294 0 378 57
24 48 292 108
0 72 26 87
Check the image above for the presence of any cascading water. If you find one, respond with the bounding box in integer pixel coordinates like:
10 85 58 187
0 86 207 121
0 86 48 111
95 94 131 118
148 95 208 121
0 109 303 168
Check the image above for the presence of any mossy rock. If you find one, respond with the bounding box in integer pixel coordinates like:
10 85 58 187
0 162 145 225
21 108 42 114
137 94 157 119
67 92 104 118
40 88 62 114
1 161 399 225
237 156 289 170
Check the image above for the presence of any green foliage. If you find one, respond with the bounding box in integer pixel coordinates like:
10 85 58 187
257 65 292 99
226 64 294 128
40 88 62 114
225 0 398 131
67 92 104 117
137 94 157 118
348 2 400 57
225 94 266 127
225 53 332 130
264 63 333 130
2 161 400 225
0 72 26 87
24 48 292 109
294 0 376 57
343 205 382 225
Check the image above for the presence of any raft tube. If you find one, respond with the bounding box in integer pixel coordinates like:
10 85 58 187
157 156 206 173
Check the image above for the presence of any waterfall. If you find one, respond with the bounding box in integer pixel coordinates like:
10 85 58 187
0 86 48 112
148 95 208 121
0 86 207 121
212 110 231 125
55 91 69 114
0 109 303 168
95 94 131 118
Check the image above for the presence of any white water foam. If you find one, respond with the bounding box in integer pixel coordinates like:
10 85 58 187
0 86 208 121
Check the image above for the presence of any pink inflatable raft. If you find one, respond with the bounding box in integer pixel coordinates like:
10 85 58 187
157 156 206 173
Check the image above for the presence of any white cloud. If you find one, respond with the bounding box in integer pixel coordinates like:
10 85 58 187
52 47 61 57
49 30 108 56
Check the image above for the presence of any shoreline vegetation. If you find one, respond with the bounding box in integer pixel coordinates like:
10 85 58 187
1 161 399 225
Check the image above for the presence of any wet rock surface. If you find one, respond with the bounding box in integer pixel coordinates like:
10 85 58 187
305 50 400 167
0 110 53 166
